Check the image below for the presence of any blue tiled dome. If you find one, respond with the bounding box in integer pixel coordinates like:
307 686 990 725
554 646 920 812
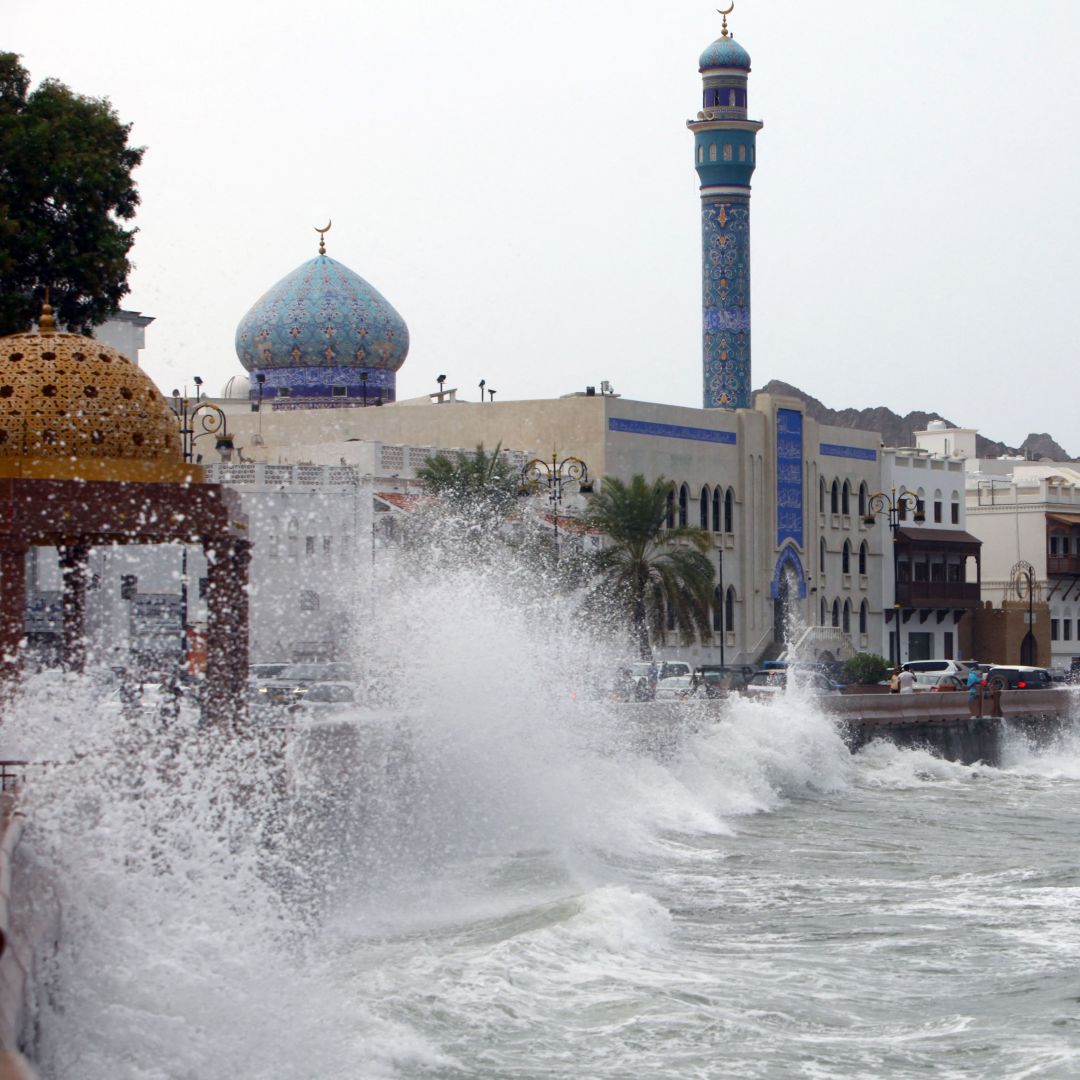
699 36 751 72
235 254 409 373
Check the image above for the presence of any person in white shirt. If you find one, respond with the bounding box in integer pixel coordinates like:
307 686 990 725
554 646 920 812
898 667 915 694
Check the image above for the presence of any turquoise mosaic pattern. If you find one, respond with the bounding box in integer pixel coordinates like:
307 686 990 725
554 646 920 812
609 417 736 444
820 443 877 461
702 196 751 409
699 37 751 72
776 409 804 548
256 366 395 403
235 255 409 374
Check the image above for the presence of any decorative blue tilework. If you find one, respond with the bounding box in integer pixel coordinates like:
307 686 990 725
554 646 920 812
702 196 752 409
699 37 752 71
820 443 878 461
253 365 395 402
608 417 737 444
776 408 803 548
235 255 409 376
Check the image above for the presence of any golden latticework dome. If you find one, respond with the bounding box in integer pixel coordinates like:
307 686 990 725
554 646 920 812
0 306 197 482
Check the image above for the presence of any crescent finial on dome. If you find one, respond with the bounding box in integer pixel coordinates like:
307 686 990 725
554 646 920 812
717 3 735 39
315 220 332 256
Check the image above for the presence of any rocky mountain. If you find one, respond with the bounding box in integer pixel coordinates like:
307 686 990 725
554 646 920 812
753 380 1076 462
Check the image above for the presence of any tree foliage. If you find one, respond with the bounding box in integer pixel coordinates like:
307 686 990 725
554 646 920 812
415 443 519 519
0 53 144 335
842 652 889 685
585 474 716 660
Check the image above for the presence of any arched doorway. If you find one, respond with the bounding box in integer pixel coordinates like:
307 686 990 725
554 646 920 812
770 547 807 646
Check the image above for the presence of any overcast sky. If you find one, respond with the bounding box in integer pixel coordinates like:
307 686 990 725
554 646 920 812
8 0 1079 453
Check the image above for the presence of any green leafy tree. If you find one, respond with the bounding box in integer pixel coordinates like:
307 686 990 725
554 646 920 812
0 53 144 335
585 474 716 660
842 652 889 686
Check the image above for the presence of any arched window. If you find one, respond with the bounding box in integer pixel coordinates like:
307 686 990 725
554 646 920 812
697 145 704 164
831 479 840 515
820 596 827 625
287 517 299 559
709 143 718 162
859 599 868 635
950 490 960 525
842 540 851 575
725 586 735 633
820 476 827 515
831 598 840 628
898 488 909 522
665 487 675 528
269 516 281 559
724 488 734 533
858 482 868 517
842 481 851 516
679 484 689 528
820 537 827 573
933 488 943 524
712 488 721 532
713 586 723 632
842 599 851 634
699 486 710 530
858 540 868 576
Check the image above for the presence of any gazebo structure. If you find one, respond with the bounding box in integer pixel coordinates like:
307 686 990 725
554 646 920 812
0 301 250 724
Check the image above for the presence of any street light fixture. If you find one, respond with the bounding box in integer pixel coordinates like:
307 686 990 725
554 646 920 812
862 486 925 663
521 451 590 553
170 379 232 464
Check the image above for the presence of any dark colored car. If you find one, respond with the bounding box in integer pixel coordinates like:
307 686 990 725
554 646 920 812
983 666 1054 692
693 665 751 697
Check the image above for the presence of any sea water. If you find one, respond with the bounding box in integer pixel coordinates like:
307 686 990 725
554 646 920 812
5 562 1080 1080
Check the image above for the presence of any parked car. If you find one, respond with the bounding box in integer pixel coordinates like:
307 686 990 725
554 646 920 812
288 682 360 714
744 669 843 697
694 665 751 697
654 675 697 701
912 673 965 693
982 666 1054 692
904 660 972 679
255 662 357 704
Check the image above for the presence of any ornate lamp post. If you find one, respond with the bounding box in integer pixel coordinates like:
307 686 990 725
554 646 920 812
170 379 232 464
862 487 924 663
521 451 591 552
1011 560 1037 665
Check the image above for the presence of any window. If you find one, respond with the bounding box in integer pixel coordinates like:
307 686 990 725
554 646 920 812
898 491 909 521
858 482 868 517
665 488 675 528
1051 619 1059 641
820 477 827 515
723 144 733 161
820 537 827 573
299 590 320 612
951 492 960 525
699 486 710 530
842 599 851 634
858 541 868 576
269 517 280 559
724 488 735 533
933 490 943 524
1065 620 1073 642
709 144 718 162
287 518 299 559
738 145 746 162
913 560 929 582
725 586 735 632
841 481 851 516
698 145 704 164
729 89 736 107
323 536 332 555
859 600 868 635
712 488 721 532
820 597 827 625
713 586 723 632
842 540 851 575
332 385 347 398
679 483 689 528
305 536 316 556
831 479 839 515
278 386 291 398
931 561 946 582
831 599 840 628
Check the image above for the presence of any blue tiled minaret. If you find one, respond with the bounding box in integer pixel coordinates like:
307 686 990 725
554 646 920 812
687 10 763 409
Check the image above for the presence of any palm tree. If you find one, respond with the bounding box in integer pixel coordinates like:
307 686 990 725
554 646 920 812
415 442 518 519
586 474 716 660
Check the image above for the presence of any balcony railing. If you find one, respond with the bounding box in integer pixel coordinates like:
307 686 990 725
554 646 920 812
895 581 980 608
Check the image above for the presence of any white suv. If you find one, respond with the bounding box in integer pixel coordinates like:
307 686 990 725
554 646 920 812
904 660 971 679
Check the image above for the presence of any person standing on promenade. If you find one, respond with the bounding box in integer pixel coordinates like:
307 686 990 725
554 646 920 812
898 666 915 694
966 665 983 717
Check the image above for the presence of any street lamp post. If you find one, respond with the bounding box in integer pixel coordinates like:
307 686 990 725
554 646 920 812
170 379 232 464
862 486 925 664
521 451 591 555
1012 560 1036 665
